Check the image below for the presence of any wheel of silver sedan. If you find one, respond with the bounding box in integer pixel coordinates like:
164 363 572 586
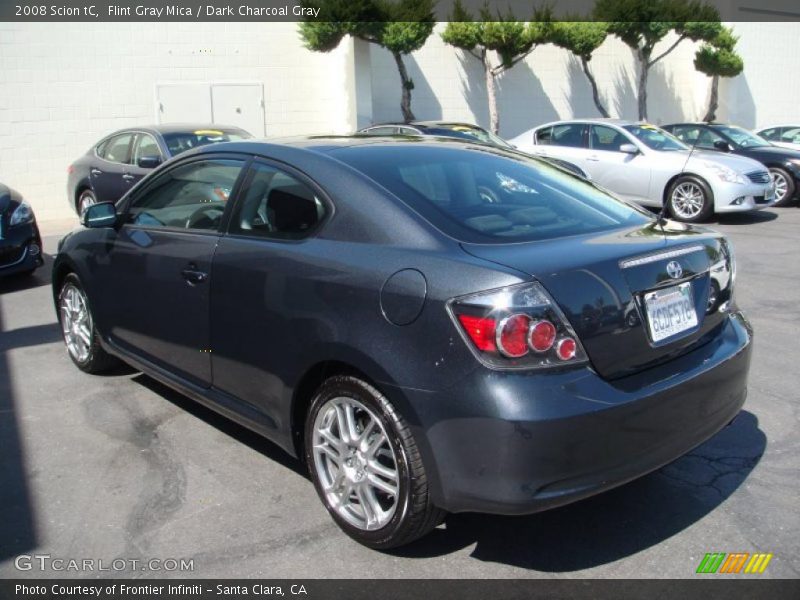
670 182 705 219
312 396 399 531
59 283 93 364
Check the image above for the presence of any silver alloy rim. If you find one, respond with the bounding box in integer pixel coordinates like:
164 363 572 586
60 284 92 363
79 194 96 214
771 171 788 201
671 182 705 219
312 396 400 531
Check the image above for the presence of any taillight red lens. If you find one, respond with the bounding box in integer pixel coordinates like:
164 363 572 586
528 320 556 352
457 315 497 353
556 337 577 361
497 314 531 358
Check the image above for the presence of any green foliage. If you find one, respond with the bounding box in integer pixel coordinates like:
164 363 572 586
441 0 554 69
694 26 743 78
298 0 435 55
595 0 721 58
549 21 608 60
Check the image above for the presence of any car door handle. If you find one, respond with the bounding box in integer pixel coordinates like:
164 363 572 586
122 173 135 181
91 168 102 176
181 267 208 285
587 155 600 161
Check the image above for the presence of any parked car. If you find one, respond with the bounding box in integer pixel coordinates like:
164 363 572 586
663 122 800 206
756 125 800 152
358 121 591 179
67 125 252 214
53 137 751 549
0 183 43 278
510 119 776 222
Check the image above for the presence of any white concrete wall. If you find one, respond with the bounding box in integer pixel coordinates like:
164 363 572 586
370 23 714 138
0 22 357 220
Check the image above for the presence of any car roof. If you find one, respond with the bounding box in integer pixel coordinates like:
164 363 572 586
535 118 637 129
363 121 489 131
105 124 248 136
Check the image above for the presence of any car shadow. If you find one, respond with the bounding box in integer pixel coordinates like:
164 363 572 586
714 211 779 225
130 373 309 479
390 410 765 572
0 252 54 294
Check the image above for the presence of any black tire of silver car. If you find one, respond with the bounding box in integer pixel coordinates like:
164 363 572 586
768 168 796 206
58 273 118 373
305 375 445 549
667 176 713 223
77 189 97 215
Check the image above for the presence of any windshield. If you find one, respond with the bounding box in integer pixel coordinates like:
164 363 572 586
426 125 514 149
163 129 251 156
715 126 770 148
334 143 651 244
623 124 687 151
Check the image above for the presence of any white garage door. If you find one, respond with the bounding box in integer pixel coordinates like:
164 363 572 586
156 82 265 137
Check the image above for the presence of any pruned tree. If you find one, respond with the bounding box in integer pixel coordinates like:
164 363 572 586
550 21 610 117
441 0 554 134
299 0 435 122
694 27 743 122
594 0 722 120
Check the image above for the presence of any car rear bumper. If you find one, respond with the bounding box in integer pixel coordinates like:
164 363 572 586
0 222 43 276
397 311 752 515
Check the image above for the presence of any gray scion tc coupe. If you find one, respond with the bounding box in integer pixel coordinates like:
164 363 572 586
53 136 752 549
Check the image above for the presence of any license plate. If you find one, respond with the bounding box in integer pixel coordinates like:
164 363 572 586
765 182 776 201
644 282 698 342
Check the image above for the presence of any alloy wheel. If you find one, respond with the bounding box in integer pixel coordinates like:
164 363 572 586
311 396 400 531
671 182 705 219
772 171 789 202
60 283 93 363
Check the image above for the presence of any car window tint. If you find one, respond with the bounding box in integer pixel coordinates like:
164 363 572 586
590 125 625 151
361 126 398 135
336 145 650 244
133 134 162 162
231 163 326 239
759 127 779 141
102 134 134 164
781 127 800 143
161 130 250 156
549 124 585 148
535 126 553 145
127 159 244 231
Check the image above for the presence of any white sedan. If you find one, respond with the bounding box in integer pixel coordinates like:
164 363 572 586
509 119 776 222
756 125 800 151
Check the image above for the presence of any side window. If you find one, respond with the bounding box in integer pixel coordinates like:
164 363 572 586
759 127 780 141
695 127 726 149
781 127 800 143
361 126 399 135
133 134 162 163
671 126 699 144
231 163 327 239
127 159 244 231
590 125 625 152
535 126 553 145
550 124 586 148
101 134 134 164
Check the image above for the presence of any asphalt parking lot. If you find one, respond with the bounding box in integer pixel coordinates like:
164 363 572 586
1 208 799 579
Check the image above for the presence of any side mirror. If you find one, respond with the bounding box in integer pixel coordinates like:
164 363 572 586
619 143 639 155
137 155 162 169
713 140 732 152
82 201 118 228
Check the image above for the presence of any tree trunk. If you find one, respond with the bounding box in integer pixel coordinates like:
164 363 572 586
581 56 609 118
637 49 649 121
484 55 499 134
392 51 415 123
703 74 719 122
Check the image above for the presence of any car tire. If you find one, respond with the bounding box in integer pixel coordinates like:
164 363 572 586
666 176 713 223
305 375 445 549
57 273 118 373
77 189 97 215
768 168 796 206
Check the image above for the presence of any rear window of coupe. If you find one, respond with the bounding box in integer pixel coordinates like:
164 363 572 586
335 145 651 243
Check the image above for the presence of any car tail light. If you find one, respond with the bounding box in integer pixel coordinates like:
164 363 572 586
448 282 588 370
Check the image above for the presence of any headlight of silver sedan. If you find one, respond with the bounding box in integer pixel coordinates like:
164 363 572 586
704 162 748 185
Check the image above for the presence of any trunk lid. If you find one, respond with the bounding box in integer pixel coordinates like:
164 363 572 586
461 221 731 380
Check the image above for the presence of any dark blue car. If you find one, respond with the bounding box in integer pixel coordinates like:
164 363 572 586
0 183 43 278
66 124 252 214
53 137 752 549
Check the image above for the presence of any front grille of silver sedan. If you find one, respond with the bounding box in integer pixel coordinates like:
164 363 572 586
746 170 771 184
